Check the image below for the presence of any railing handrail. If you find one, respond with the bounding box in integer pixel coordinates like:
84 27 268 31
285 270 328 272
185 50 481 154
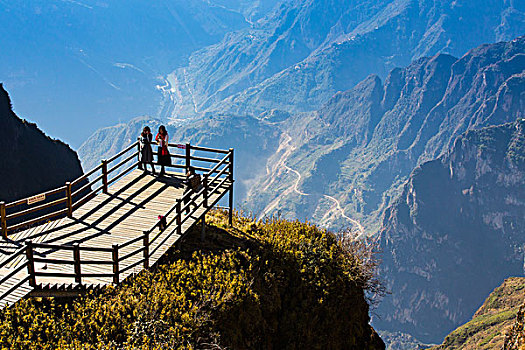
0 140 142 238
5 186 68 209
2 142 232 244
190 144 230 154
30 241 113 253
0 246 26 270
107 141 140 164
0 142 235 303
207 152 231 178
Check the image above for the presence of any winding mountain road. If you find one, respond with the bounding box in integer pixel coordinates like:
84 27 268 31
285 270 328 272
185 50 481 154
322 194 364 235
284 165 309 196
259 129 364 236
283 165 364 236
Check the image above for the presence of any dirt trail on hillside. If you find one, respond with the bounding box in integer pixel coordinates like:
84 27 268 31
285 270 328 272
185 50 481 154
258 130 364 237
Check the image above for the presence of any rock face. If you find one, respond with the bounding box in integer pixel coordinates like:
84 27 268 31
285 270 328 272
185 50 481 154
0 84 84 203
430 277 525 350
505 301 525 350
246 36 525 232
377 120 525 342
168 0 525 119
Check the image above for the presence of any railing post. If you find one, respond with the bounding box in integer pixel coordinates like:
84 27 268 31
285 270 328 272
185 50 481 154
137 140 141 164
176 199 182 236
73 243 81 284
201 216 206 242
143 231 149 269
228 148 234 181
228 148 234 226
0 202 7 240
112 244 119 284
185 143 191 170
102 159 108 194
203 174 208 208
25 240 36 288
65 182 73 218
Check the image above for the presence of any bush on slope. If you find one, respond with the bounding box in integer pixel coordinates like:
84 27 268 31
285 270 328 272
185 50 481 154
0 210 384 349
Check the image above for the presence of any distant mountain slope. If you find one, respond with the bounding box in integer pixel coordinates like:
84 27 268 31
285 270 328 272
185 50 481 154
0 84 84 202
78 116 163 174
377 330 433 350
246 36 525 233
0 0 249 146
430 277 525 350
78 114 280 203
376 120 525 342
209 0 285 23
168 0 525 119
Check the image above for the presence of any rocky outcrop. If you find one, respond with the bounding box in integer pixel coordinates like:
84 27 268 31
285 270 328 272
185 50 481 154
0 84 84 203
431 277 525 350
505 302 525 350
377 120 525 342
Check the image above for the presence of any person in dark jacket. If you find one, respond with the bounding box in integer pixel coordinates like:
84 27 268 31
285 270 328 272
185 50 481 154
139 126 155 174
183 166 201 213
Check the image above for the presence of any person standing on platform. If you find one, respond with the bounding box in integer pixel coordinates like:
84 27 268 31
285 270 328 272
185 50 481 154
139 126 155 174
155 125 171 176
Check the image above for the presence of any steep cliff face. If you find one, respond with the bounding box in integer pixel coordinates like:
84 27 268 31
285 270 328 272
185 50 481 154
246 36 525 232
376 120 525 342
0 84 84 203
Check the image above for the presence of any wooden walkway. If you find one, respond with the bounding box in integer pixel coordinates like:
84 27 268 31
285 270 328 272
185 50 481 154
0 143 234 307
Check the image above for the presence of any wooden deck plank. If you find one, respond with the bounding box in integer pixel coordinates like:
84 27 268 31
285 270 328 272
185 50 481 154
0 167 233 307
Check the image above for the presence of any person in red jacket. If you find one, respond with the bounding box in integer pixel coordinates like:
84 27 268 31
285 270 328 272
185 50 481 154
155 125 171 176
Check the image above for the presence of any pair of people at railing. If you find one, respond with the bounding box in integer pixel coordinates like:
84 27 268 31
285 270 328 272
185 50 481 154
139 125 171 176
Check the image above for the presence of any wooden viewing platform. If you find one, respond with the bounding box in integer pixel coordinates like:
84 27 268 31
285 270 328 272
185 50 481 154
0 142 234 307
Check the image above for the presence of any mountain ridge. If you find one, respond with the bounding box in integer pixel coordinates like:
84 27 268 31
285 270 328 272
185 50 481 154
246 36 525 234
167 0 525 119
430 277 525 349
376 119 525 342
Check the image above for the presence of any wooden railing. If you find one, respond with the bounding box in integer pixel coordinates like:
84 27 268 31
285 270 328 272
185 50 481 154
0 141 141 239
21 145 233 287
0 140 234 240
0 142 234 301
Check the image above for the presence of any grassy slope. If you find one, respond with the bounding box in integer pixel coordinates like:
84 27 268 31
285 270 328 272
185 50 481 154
0 210 384 350
429 277 525 350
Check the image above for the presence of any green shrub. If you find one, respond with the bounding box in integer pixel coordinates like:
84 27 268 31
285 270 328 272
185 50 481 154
0 210 384 350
